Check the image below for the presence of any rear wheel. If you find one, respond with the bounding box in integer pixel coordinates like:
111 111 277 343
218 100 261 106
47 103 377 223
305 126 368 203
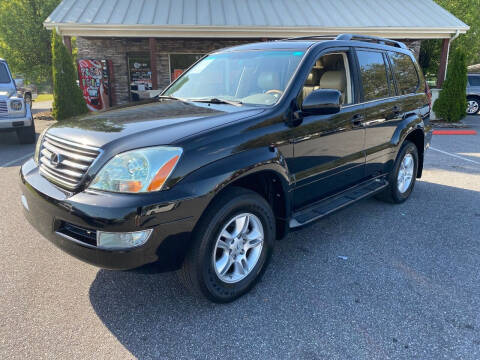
376 140 418 204
179 187 275 302
16 119 36 144
466 97 479 115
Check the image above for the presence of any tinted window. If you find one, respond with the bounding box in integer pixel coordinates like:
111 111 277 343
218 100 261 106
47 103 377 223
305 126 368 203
0 63 11 84
469 76 480 86
389 52 419 95
357 51 389 101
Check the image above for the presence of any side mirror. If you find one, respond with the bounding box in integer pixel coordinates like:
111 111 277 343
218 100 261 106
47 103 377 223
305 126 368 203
302 89 342 115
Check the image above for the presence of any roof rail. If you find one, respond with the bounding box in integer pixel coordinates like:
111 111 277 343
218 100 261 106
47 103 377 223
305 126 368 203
335 34 408 49
276 35 337 41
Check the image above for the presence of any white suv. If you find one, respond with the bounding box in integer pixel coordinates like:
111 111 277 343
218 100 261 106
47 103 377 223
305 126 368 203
0 59 35 144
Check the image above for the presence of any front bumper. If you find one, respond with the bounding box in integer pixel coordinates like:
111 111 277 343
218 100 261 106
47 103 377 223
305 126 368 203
0 107 33 130
20 159 210 270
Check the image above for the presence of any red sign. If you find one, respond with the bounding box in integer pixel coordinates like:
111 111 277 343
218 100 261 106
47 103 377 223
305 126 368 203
172 69 184 81
77 59 111 111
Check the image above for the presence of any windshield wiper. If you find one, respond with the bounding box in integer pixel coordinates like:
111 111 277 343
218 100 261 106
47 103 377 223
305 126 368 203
156 95 187 102
192 98 243 107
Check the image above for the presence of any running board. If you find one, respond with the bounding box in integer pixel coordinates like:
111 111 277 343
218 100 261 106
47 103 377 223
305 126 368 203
289 178 389 228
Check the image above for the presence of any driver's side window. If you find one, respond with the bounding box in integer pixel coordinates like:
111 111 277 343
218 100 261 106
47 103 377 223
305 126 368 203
299 52 353 106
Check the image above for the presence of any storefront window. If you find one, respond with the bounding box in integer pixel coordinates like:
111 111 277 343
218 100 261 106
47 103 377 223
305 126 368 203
169 54 204 82
128 54 152 101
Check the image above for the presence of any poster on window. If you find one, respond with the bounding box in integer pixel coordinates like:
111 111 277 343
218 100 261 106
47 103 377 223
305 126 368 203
128 55 152 101
77 59 112 111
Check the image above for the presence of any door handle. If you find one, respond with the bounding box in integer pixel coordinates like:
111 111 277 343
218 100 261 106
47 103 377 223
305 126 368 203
351 113 364 127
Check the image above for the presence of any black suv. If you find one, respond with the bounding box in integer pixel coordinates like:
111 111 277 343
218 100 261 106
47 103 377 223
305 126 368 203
20 35 432 302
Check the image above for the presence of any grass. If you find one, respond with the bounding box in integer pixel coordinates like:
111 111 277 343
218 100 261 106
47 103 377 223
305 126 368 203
35 93 53 102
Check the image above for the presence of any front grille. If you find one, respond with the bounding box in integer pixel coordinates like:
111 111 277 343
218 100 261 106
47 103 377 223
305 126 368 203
0 100 7 117
39 133 100 190
57 221 97 246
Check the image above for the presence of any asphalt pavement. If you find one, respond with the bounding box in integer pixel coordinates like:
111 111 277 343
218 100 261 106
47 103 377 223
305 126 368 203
0 114 479 359
0 100 53 166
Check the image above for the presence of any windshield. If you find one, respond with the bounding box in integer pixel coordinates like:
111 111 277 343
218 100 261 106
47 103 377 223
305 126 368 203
0 63 12 84
164 50 305 106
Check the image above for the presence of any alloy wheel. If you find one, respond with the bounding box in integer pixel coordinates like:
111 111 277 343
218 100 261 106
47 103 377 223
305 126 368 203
467 100 479 115
213 213 264 284
397 153 414 194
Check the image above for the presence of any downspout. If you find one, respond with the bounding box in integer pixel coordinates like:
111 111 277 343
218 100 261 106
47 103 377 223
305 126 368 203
444 30 461 80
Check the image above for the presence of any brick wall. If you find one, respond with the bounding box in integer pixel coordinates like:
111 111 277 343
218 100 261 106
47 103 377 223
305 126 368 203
76 37 423 105
76 37 253 105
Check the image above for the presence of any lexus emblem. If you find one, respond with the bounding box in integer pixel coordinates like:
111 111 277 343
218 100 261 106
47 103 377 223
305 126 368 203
50 153 63 167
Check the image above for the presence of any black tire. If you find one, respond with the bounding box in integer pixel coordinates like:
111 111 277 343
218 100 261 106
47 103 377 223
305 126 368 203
376 140 418 204
466 97 479 115
178 187 275 303
16 119 36 144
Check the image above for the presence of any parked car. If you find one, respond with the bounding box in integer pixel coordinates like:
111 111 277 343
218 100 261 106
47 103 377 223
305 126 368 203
14 76 38 108
467 73 480 115
20 35 432 302
0 59 35 144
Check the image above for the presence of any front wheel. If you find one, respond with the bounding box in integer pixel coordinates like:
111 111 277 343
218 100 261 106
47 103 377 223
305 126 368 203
376 140 418 204
179 187 275 302
466 98 479 115
16 119 36 144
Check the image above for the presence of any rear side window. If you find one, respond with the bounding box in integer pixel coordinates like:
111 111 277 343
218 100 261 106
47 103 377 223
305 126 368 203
0 63 11 84
469 76 480 86
356 51 390 101
389 52 419 95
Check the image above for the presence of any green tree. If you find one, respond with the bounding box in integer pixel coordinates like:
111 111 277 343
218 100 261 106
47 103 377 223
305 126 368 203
435 0 480 66
52 30 88 120
420 0 480 77
432 50 468 122
0 0 60 84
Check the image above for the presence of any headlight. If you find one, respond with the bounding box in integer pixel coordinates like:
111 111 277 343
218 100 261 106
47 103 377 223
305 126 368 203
34 128 48 164
89 147 182 193
0 90 14 97
9 99 23 111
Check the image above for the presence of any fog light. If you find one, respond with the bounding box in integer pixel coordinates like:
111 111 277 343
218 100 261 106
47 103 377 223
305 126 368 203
97 229 153 249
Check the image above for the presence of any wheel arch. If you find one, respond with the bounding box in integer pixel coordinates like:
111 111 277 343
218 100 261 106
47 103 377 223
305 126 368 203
180 148 293 241
223 169 290 239
404 129 424 178
391 114 425 178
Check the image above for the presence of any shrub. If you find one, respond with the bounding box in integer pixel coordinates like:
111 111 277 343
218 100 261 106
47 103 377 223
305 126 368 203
432 49 468 122
51 30 88 120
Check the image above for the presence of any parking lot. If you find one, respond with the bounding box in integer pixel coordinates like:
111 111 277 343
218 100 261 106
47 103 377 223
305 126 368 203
1 114 479 359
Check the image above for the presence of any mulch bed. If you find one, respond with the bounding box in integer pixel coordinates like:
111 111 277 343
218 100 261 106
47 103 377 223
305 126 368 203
430 120 470 128
34 111 55 122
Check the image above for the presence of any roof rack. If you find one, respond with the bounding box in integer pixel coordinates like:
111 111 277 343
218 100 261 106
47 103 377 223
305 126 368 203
277 35 337 41
335 34 408 49
277 33 407 49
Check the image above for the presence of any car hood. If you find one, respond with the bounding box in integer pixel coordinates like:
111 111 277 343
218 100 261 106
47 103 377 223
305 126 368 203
0 83 15 97
47 100 266 149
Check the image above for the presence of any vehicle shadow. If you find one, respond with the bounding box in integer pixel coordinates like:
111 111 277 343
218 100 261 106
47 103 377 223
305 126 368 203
89 181 480 359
